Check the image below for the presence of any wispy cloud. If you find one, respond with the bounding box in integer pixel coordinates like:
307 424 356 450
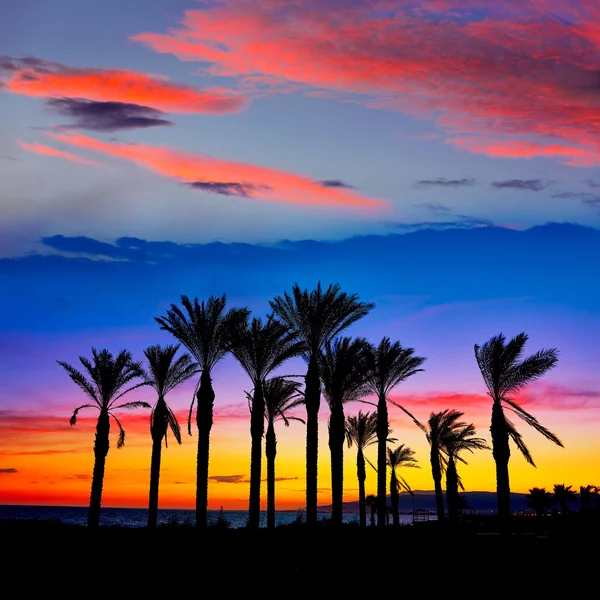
1 56 247 114
17 140 104 167
318 179 355 188
132 1 600 166
0 468 17 473
415 177 476 188
209 475 249 484
186 181 271 197
45 98 173 132
43 129 386 208
491 179 553 191
413 202 452 213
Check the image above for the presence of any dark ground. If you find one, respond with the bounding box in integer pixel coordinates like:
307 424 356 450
4 515 598 593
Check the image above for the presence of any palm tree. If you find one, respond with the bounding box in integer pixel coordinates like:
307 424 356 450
474 332 561 531
552 483 579 515
142 344 199 529
444 423 489 520
363 337 426 528
58 348 149 527
421 409 470 522
262 376 305 529
230 315 304 530
320 336 370 526
386 444 419 527
365 494 377 527
155 294 249 528
526 487 554 517
269 281 374 526
345 410 379 528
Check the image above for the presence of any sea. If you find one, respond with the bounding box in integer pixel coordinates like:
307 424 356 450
0 505 427 528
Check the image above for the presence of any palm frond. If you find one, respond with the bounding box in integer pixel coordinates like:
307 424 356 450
502 396 563 447
112 414 126 449
505 417 535 466
69 404 97 426
112 401 151 411
387 397 425 430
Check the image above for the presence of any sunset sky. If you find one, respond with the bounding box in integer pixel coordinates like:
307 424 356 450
1 0 599 512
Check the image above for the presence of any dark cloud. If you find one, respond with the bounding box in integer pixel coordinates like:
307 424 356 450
583 179 600 189
552 191 600 208
383 216 495 231
45 98 173 132
186 181 271 197
0 155 18 161
0 468 17 473
209 475 249 484
413 202 451 212
491 179 552 191
415 177 476 188
582 197 600 209
0 55 61 75
318 179 355 188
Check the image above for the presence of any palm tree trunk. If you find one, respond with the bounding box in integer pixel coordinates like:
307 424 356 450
357 449 367 528
196 370 215 529
390 471 399 526
430 446 445 521
491 401 511 534
304 356 321 527
445 456 460 521
147 435 163 529
89 409 110 528
376 393 388 528
328 403 346 526
265 422 277 530
248 384 265 530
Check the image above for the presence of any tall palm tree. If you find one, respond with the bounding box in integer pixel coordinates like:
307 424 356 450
58 348 149 527
526 487 554 517
155 294 249 528
269 281 374 526
386 444 419 527
443 422 489 520
345 410 379 528
230 315 304 530
474 332 561 530
421 409 470 522
262 376 305 529
142 344 199 529
320 336 370 526
363 337 426 528
552 483 579 515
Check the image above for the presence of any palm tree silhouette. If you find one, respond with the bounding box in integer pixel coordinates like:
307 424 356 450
474 332 561 531
320 336 370 526
155 294 249 528
386 444 419 526
443 422 489 520
58 348 149 527
345 410 379 528
365 493 377 527
552 483 579 515
363 337 426 528
526 487 554 517
142 344 199 529
230 314 304 530
262 376 305 529
270 282 374 526
421 409 470 522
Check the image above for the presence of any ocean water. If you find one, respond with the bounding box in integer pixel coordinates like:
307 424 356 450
0 505 427 528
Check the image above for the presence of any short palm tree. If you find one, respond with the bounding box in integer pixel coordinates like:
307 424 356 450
526 487 554 517
474 332 561 530
386 444 419 527
421 409 470 522
230 315 304 530
443 423 489 520
365 494 377 527
270 281 374 526
58 348 149 527
142 344 199 529
552 483 579 515
262 376 305 529
363 337 426 528
345 410 379 528
320 336 370 526
155 294 249 528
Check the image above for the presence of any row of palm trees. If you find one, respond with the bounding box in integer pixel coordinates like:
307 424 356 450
526 484 600 516
59 282 563 531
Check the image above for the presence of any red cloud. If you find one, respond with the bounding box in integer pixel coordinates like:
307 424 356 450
17 140 104 167
132 1 600 165
44 129 386 208
2 58 246 114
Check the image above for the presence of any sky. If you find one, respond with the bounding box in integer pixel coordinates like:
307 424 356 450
1 0 599 512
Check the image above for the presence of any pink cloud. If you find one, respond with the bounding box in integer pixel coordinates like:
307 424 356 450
131 1 600 165
17 140 104 167
44 129 386 209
